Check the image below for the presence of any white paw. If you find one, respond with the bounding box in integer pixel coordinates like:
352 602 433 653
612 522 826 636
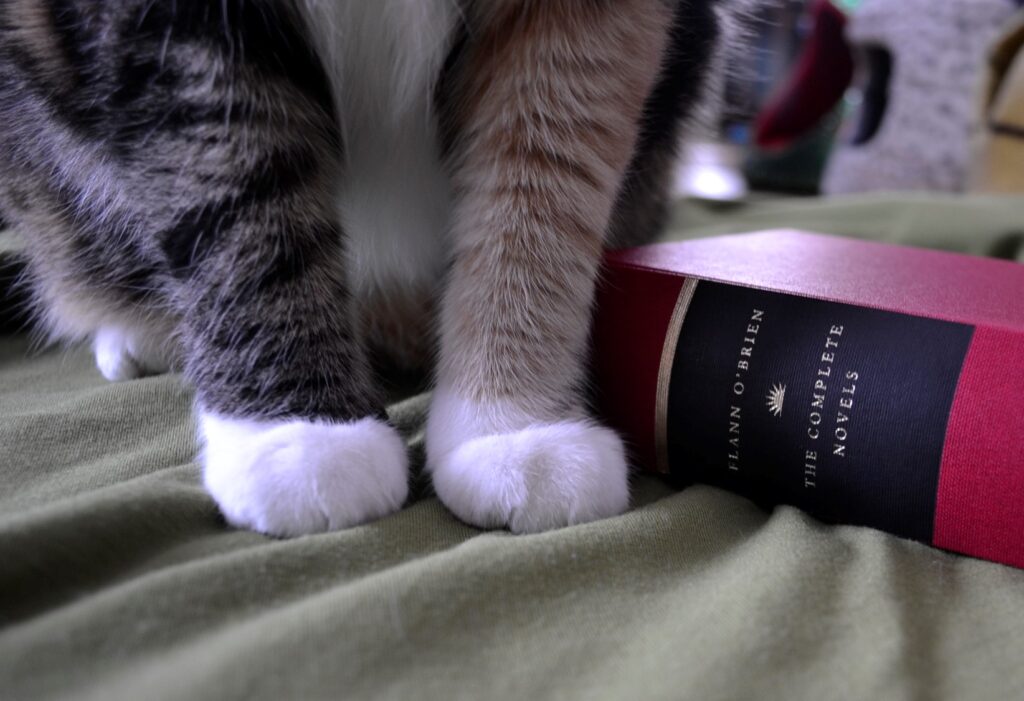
93 327 143 381
200 412 409 537
426 390 629 533
93 325 172 381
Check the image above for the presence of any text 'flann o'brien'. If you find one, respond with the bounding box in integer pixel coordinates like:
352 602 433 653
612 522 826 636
727 308 765 473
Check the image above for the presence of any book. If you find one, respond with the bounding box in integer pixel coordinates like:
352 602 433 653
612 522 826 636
591 230 1024 569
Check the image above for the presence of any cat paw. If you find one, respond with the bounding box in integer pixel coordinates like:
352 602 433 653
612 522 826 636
200 413 409 537
426 393 629 533
93 325 172 381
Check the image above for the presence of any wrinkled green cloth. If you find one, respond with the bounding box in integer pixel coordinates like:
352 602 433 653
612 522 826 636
2 194 1024 701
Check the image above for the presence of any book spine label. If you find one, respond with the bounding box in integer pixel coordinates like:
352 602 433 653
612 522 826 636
661 279 974 544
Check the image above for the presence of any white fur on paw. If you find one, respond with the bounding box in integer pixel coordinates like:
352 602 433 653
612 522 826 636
428 406 629 534
93 325 172 381
93 327 143 381
201 412 409 537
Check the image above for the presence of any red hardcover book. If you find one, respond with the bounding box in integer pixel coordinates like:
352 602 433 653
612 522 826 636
591 230 1024 569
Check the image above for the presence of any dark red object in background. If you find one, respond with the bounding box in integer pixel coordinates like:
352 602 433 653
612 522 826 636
754 0 855 150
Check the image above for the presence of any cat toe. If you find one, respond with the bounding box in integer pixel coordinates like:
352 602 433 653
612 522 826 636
200 413 409 537
93 327 144 381
93 325 173 380
428 421 630 534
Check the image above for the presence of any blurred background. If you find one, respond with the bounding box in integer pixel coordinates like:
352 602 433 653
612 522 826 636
676 0 1024 203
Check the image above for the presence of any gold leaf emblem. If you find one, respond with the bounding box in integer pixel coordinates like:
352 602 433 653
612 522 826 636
766 383 786 417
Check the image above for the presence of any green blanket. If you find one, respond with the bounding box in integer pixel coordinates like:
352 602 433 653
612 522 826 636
3 194 1024 700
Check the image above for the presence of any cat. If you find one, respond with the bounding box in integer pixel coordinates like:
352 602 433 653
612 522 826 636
0 0 737 536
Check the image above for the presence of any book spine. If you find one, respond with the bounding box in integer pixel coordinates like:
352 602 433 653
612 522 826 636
591 264 1024 569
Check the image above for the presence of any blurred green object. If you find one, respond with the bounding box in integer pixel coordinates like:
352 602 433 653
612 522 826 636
669 192 1024 261
742 105 845 195
835 0 862 14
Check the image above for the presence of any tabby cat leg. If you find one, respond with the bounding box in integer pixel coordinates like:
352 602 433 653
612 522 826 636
185 220 409 536
428 1 673 532
181 194 409 536
0 0 408 534
132 3 408 535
